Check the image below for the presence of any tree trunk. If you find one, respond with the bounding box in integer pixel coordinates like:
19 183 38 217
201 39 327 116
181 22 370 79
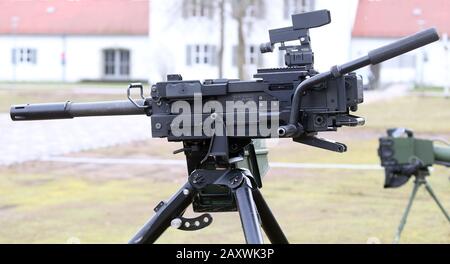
236 4 247 80
218 0 225 78
237 17 246 79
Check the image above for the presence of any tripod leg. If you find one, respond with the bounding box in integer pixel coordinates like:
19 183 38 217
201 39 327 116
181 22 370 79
394 180 421 244
423 181 450 222
234 178 264 244
252 189 289 244
129 182 195 244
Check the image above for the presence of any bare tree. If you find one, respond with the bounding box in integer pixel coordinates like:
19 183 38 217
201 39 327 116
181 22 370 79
230 0 265 79
218 0 225 78
230 0 250 79
180 0 264 79
212 0 266 79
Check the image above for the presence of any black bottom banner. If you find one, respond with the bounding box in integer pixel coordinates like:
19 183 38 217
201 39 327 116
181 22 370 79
0 244 448 263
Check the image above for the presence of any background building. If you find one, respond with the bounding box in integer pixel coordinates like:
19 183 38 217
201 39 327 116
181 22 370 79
0 0 150 82
351 0 450 88
0 0 448 89
147 0 358 82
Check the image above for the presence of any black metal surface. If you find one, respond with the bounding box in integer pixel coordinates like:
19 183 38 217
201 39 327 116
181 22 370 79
69 99 147 116
247 143 263 188
129 182 195 244
10 101 73 121
177 213 213 231
130 166 288 244
252 189 289 244
127 83 148 109
292 9 331 29
11 100 146 121
294 134 347 153
234 178 264 244
189 169 239 212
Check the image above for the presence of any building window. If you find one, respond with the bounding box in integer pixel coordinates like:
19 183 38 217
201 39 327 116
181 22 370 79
104 49 115 75
103 49 130 79
182 0 214 18
12 48 37 65
119 50 130 75
186 44 217 66
284 0 315 19
247 45 258 65
233 45 261 66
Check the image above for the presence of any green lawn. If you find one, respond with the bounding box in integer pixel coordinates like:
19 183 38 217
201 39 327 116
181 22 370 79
0 93 449 244
358 95 450 133
413 85 445 92
0 164 448 244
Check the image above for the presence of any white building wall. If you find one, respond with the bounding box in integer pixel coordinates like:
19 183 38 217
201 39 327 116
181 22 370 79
148 0 224 82
64 36 150 82
351 37 448 87
0 35 150 82
311 0 358 71
0 36 64 81
148 0 358 83
0 0 362 83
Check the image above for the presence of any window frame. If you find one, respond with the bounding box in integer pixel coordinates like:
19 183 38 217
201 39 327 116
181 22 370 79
232 44 261 66
12 48 37 65
182 0 214 19
186 44 217 66
103 48 131 80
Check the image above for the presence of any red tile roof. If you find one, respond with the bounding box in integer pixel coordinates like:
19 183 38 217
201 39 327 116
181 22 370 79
0 0 148 35
352 0 449 38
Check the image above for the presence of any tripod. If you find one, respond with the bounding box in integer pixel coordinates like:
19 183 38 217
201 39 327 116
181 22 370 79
394 170 450 244
128 140 289 244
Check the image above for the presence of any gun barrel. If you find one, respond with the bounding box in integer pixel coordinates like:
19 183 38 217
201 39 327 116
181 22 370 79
434 145 450 165
10 100 146 121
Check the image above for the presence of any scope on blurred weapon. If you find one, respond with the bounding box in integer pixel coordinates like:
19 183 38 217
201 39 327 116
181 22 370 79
378 128 450 188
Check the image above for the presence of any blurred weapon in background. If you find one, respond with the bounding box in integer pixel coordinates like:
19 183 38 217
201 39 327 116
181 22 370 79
378 128 450 243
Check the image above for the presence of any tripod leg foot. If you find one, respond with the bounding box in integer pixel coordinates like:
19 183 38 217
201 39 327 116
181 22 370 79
129 182 195 244
252 189 289 244
424 181 450 222
234 177 264 244
394 181 421 244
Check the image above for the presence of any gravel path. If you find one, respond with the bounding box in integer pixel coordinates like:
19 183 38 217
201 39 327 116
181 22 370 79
0 115 150 166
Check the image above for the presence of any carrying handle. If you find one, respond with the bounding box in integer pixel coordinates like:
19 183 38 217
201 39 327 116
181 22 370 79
127 83 148 109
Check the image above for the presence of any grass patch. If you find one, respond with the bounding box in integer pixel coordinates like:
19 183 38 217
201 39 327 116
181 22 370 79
358 95 450 133
413 85 444 92
267 136 380 164
0 165 448 243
